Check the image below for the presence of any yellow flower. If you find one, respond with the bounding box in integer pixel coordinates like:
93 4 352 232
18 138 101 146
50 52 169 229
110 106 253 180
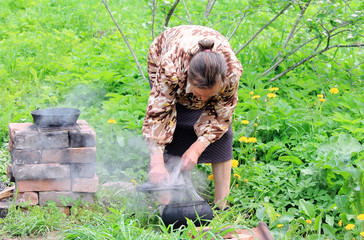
339 220 342 227
276 214 281 217
244 179 248 183
277 224 284 228
249 91 254 95
207 174 214 181
107 118 117 124
131 179 137 185
345 224 355 230
319 98 326 103
252 158 256 162
358 214 364 220
329 87 339 94
306 219 312 224
204 163 211 166
360 232 364 237
235 184 239 188
317 94 324 98
233 173 241 179
241 120 249 125
251 95 261 100
231 159 239 168
269 87 279 91
239 136 248 143
247 137 257 143
267 93 277 98
254 123 258 127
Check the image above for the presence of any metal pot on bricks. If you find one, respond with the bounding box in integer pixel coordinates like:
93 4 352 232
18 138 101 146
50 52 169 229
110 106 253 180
31 108 80 127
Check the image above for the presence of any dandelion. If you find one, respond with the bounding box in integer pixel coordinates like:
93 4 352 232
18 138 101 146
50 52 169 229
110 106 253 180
249 91 254 95
267 93 277 98
241 120 249 125
247 137 257 143
277 224 284 228
107 118 117 124
339 220 342 227
329 87 339 94
131 179 137 185
306 219 312 224
317 94 324 98
319 97 325 102
239 136 248 142
207 174 214 181
254 123 258 127
276 214 281 217
251 95 260 100
345 224 355 230
231 159 239 168
360 232 364 237
358 214 364 220
244 178 248 183
268 87 279 91
233 173 241 179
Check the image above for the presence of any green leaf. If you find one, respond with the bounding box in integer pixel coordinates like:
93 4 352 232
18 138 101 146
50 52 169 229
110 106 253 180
265 145 281 161
279 156 303 165
299 199 316 219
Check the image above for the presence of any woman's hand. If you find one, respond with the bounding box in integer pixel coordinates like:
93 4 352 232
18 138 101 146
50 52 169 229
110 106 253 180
181 141 206 171
149 153 170 184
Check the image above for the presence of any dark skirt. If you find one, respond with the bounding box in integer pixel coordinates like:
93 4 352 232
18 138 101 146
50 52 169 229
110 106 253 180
165 102 233 164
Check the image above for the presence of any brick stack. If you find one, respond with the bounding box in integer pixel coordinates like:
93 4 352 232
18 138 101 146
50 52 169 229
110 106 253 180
7 120 98 206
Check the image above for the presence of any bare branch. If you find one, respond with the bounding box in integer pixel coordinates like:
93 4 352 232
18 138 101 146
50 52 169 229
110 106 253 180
234 3 292 55
102 0 147 81
268 43 364 82
165 0 180 27
182 0 192 25
228 12 246 41
151 0 157 40
204 0 217 19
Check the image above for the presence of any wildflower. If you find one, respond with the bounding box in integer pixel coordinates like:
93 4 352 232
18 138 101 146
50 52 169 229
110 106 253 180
207 174 214 181
252 158 256 162
276 214 281 217
247 137 257 143
268 87 279 91
317 94 324 98
345 224 355 230
233 173 241 179
306 219 312 224
319 98 326 103
267 93 277 98
358 214 364 220
352 14 358 18
239 136 248 142
235 184 239 188
360 232 364 237
231 159 239 168
339 220 342 226
241 120 249 125
204 163 211 166
244 179 248 183
251 95 260 100
329 87 339 94
347 34 353 39
277 224 284 228
131 179 137 185
254 123 258 127
307 18 312 21
107 118 117 124
249 91 254 95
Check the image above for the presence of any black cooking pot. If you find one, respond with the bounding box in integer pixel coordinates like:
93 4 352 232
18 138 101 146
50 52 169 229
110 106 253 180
162 200 213 228
31 108 80 127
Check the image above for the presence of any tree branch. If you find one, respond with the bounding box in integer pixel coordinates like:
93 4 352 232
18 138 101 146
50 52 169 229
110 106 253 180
102 0 146 81
165 0 180 27
268 43 364 82
204 0 217 19
151 0 157 40
228 12 246 41
234 3 292 55
182 0 192 25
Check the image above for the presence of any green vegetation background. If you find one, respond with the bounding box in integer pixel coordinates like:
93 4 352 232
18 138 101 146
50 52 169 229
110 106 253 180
0 0 363 239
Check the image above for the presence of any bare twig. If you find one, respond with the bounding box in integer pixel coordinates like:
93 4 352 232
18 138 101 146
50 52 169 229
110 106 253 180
204 0 217 19
228 12 246 41
235 3 292 55
151 0 157 40
102 0 147 81
268 43 364 82
182 0 192 25
165 0 180 27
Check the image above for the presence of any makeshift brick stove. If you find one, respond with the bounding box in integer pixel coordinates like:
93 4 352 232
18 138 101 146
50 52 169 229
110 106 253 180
7 120 98 206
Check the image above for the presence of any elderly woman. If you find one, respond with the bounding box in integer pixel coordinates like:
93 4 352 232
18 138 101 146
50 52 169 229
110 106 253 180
143 25 243 209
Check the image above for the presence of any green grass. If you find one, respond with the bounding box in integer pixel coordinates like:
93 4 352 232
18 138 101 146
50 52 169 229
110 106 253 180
0 0 363 239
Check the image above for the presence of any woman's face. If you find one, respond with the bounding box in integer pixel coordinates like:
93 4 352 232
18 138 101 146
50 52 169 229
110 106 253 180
190 81 221 101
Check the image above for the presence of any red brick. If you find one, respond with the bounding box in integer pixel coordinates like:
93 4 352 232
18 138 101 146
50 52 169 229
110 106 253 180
38 131 69 149
39 191 95 206
16 192 38 205
16 179 71 192
8 139 13 152
72 175 98 193
8 123 34 142
69 128 96 148
58 207 71 216
11 149 41 164
41 149 68 163
70 163 96 178
12 164 70 180
67 147 96 163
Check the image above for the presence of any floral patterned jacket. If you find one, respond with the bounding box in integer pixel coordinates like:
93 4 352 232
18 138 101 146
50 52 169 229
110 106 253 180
143 25 243 154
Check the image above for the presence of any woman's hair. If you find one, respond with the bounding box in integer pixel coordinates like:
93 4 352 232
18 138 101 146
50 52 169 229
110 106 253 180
188 39 227 89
